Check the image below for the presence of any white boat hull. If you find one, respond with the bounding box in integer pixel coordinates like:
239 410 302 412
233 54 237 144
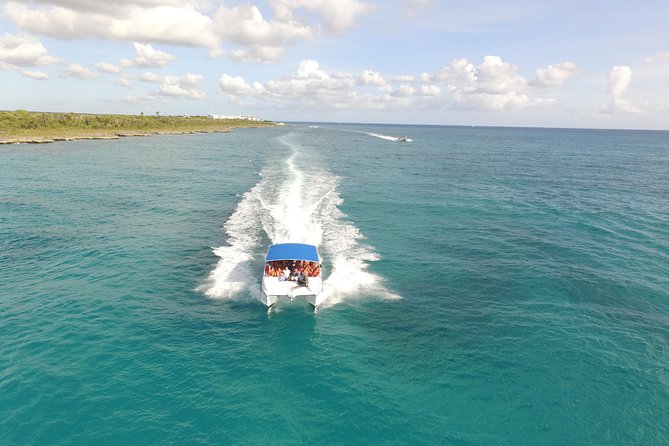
261 276 324 309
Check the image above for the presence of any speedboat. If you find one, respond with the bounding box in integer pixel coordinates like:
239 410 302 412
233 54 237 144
261 243 325 309
396 136 408 142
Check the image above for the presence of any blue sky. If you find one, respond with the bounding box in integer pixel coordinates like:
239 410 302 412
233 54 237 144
1 0 669 129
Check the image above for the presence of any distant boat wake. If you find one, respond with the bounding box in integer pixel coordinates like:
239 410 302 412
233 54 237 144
366 132 413 142
198 131 399 307
308 125 412 142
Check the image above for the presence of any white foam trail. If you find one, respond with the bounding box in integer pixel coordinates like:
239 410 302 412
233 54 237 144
318 127 412 142
368 132 400 141
197 181 264 300
200 131 399 306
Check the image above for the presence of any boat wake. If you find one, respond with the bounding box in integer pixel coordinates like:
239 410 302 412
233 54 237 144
198 132 399 307
366 132 412 142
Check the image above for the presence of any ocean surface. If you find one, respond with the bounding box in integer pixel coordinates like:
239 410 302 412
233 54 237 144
1 124 668 444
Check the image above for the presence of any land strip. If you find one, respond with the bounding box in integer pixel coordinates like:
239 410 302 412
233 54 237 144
0 110 277 144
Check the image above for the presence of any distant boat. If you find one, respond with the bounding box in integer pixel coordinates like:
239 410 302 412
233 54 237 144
396 136 409 142
261 243 325 309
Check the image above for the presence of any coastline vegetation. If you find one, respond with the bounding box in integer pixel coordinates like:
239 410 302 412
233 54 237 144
0 110 276 144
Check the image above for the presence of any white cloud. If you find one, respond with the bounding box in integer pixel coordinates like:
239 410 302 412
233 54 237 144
4 1 218 48
138 71 163 82
602 65 642 114
608 65 632 98
218 73 256 95
117 78 132 88
395 85 416 97
129 42 175 68
215 56 576 112
160 82 206 99
245 59 360 107
475 56 526 94
645 51 669 64
270 0 375 34
393 74 415 83
531 61 581 88
229 47 285 64
22 69 50 80
94 61 121 74
428 56 533 110
4 1 374 64
418 84 441 96
297 59 328 79
62 63 99 79
122 93 158 103
137 71 206 99
117 43 174 68
0 33 63 69
431 58 477 85
360 70 386 87
603 98 642 114
213 4 312 47
417 56 578 111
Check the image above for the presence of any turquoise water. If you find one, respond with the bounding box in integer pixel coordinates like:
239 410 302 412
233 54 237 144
1 125 668 444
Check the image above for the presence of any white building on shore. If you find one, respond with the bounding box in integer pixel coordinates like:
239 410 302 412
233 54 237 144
208 114 262 121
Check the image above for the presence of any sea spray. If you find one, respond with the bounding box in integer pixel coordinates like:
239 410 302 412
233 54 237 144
197 179 264 300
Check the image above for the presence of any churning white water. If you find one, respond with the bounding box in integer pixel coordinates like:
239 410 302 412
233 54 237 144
199 132 399 306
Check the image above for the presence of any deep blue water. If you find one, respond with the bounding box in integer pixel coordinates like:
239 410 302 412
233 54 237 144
1 125 668 444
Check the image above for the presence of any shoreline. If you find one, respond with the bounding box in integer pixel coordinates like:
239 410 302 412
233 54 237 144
0 110 278 145
0 128 235 145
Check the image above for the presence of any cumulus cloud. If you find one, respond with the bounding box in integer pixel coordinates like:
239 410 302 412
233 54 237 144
4 0 375 63
215 56 579 112
137 71 205 99
4 1 218 47
219 59 366 108
94 61 121 74
62 63 99 79
531 61 581 87
427 56 531 110
270 0 375 34
420 56 579 110
22 69 50 80
602 65 642 114
214 4 312 47
393 74 415 83
418 84 441 96
0 33 63 70
120 43 175 68
360 70 386 87
229 46 285 64
297 59 328 79
218 73 263 95
608 65 632 98
138 71 163 83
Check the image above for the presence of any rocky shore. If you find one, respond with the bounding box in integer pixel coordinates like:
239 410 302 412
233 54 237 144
0 129 235 145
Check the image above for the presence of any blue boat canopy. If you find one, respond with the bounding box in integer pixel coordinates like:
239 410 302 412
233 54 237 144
266 243 319 262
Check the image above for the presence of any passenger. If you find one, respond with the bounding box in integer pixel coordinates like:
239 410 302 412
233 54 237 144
279 264 290 282
297 269 308 286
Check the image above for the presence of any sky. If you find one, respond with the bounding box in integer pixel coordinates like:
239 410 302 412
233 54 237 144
1 0 669 129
